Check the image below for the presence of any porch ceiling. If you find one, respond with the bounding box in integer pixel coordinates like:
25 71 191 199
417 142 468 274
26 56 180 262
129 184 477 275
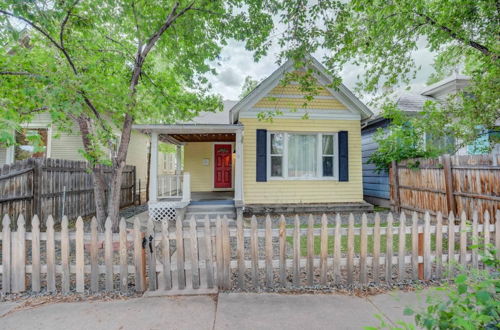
168 133 235 142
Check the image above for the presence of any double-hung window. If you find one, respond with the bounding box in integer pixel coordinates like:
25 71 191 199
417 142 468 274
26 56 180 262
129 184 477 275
322 134 335 177
270 133 284 177
268 132 338 180
15 128 48 161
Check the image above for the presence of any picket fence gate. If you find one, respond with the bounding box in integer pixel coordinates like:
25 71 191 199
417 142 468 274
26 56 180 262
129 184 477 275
1 210 499 294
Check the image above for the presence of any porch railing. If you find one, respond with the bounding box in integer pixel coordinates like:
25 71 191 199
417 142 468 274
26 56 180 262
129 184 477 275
157 173 191 203
158 174 183 198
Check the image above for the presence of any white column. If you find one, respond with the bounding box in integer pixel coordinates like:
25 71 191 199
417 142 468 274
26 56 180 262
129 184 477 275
181 172 191 204
175 145 182 174
149 132 158 203
234 129 243 204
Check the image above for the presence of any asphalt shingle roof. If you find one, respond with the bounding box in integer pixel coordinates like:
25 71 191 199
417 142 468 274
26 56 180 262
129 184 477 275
396 93 435 112
181 100 238 125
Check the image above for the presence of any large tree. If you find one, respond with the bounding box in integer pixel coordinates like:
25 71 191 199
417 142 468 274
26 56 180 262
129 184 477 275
0 0 274 230
272 0 499 164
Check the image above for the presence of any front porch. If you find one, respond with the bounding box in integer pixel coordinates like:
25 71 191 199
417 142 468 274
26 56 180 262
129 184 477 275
134 124 243 221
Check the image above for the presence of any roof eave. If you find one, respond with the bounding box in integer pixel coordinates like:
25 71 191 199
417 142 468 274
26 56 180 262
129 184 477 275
230 55 374 122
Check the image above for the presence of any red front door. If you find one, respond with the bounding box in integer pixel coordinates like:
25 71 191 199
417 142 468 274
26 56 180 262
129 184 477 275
214 144 232 189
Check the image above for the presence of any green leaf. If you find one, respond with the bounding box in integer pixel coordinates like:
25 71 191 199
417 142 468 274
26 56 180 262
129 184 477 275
455 274 468 284
475 291 492 304
403 307 414 316
457 283 468 294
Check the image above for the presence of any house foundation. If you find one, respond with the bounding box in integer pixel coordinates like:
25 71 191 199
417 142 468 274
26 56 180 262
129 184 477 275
243 201 373 216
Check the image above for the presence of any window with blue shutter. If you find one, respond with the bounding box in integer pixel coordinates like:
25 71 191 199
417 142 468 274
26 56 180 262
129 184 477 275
338 130 349 181
256 129 267 182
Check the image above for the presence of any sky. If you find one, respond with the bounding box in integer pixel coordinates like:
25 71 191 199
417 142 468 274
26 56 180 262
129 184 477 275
207 39 437 108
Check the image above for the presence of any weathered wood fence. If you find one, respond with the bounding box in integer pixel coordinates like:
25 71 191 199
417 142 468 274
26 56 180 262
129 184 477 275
0 158 136 224
390 154 500 220
1 210 499 294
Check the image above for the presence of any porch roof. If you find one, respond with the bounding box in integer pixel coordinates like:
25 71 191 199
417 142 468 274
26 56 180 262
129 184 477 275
133 124 242 144
133 124 242 134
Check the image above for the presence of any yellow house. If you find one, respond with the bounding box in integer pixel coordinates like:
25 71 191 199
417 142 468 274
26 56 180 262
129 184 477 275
135 56 374 221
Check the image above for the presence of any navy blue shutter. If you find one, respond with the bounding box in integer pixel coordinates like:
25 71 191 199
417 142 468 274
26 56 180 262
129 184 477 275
338 131 349 181
256 129 267 182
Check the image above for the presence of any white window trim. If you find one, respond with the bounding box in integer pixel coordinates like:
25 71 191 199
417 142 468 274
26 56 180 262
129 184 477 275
267 131 339 181
6 125 52 164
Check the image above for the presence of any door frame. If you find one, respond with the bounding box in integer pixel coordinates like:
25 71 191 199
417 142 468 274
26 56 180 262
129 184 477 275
212 142 234 191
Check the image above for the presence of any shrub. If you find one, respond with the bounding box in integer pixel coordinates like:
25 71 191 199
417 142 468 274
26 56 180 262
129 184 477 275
367 245 500 329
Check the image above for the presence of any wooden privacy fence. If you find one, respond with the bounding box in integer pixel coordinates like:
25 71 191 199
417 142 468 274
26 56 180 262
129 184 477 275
1 210 499 294
0 158 136 223
391 154 500 220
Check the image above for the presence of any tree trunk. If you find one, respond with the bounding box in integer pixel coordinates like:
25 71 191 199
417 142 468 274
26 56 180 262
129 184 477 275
73 3 194 232
107 162 126 232
108 114 134 231
108 164 125 232
76 116 110 231
92 167 108 231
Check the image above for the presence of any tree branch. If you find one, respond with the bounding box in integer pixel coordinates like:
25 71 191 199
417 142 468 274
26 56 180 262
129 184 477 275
191 7 227 17
104 36 136 59
116 1 196 166
60 0 81 48
0 71 42 77
0 9 81 75
18 106 49 116
0 9 114 142
131 0 142 44
0 9 61 51
140 1 195 61
416 12 496 58
140 71 170 99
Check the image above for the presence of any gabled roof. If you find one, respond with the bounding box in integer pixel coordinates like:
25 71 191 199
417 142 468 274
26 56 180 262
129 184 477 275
229 55 373 122
420 74 470 97
364 74 471 129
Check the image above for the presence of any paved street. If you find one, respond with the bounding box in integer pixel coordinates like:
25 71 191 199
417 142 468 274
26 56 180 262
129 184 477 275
0 290 433 330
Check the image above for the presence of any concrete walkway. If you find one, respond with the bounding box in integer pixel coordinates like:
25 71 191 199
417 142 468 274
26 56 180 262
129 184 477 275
0 290 432 330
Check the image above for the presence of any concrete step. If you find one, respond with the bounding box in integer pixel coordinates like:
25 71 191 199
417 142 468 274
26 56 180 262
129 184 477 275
186 204 235 211
184 211 236 219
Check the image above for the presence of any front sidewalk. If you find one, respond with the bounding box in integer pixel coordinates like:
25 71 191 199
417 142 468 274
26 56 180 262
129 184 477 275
0 290 431 330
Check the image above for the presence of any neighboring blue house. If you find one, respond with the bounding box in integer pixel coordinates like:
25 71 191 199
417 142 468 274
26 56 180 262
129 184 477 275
361 117 390 207
361 74 499 207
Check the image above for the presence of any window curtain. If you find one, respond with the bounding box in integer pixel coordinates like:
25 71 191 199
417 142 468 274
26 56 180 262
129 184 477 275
287 134 317 177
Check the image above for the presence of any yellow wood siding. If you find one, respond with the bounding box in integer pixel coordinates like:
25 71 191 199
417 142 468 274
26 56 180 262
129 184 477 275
269 84 332 96
184 142 214 192
125 131 150 186
50 131 86 161
254 97 347 110
240 118 363 204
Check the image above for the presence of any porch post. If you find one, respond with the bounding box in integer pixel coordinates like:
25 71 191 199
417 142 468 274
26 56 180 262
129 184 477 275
149 131 158 203
175 145 182 174
234 129 243 204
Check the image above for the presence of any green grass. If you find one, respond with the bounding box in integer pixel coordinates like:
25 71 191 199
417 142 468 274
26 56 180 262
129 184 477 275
373 206 390 212
285 224 452 257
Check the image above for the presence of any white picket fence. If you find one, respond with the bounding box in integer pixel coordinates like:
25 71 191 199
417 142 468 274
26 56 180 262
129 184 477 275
0 210 499 294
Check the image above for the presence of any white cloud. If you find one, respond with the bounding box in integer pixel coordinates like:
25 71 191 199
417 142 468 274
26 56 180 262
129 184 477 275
207 38 437 102
218 67 241 87
207 40 280 100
